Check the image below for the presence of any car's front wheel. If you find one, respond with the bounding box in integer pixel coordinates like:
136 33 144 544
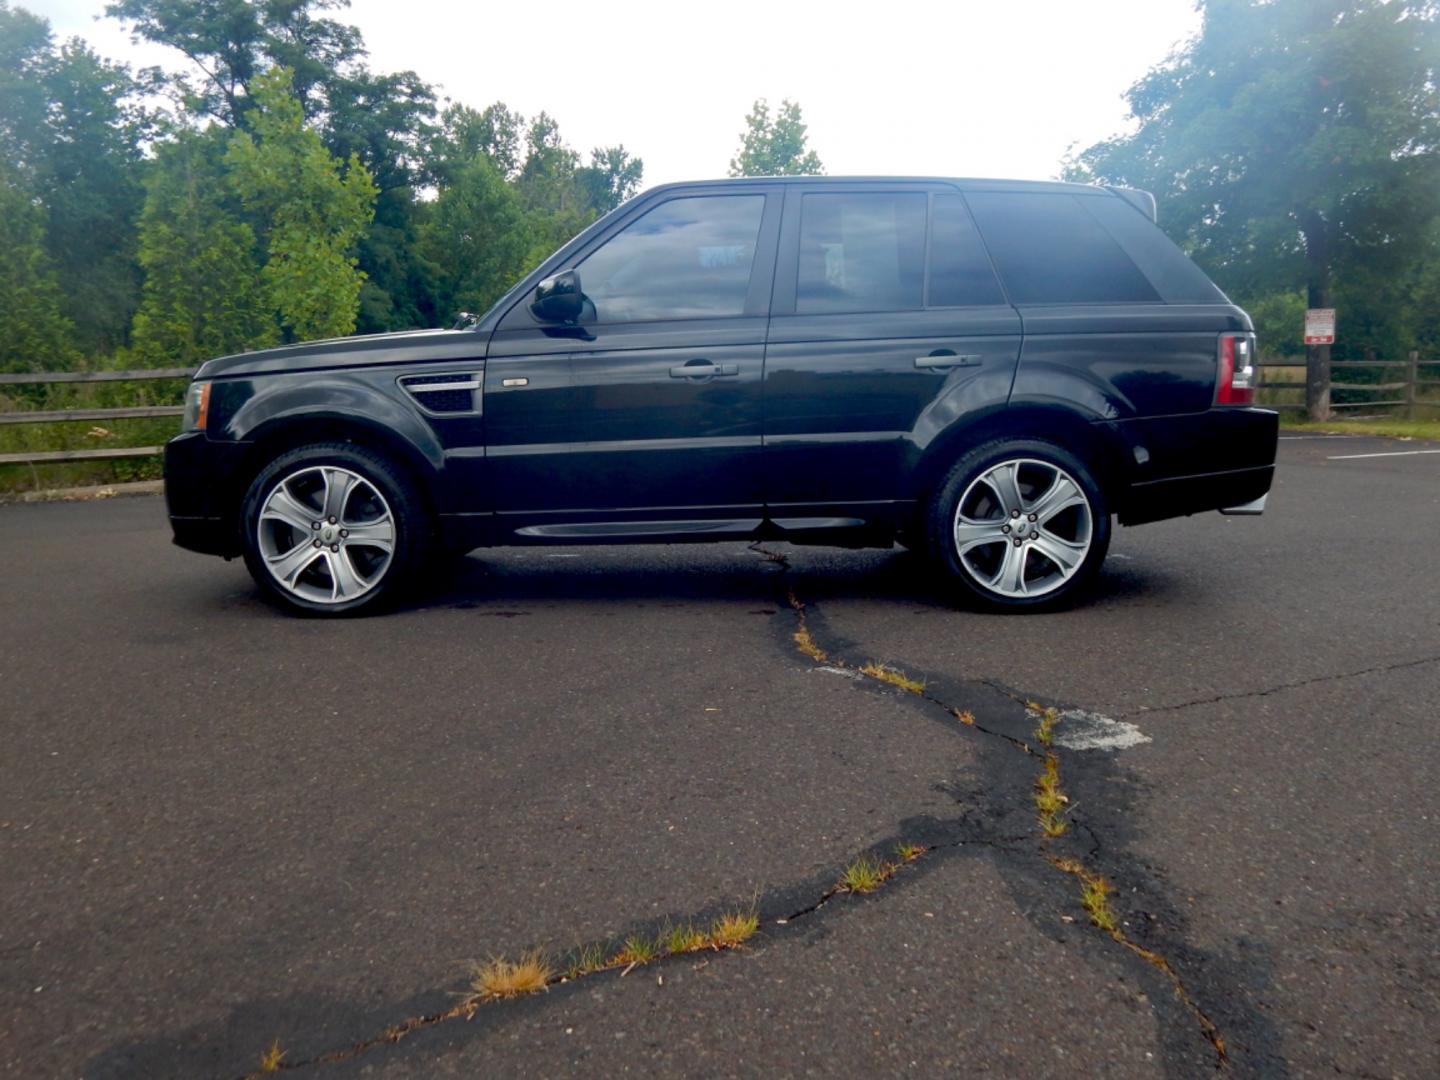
927 439 1110 611
240 443 430 616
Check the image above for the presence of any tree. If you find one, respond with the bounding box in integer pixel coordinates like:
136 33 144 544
0 164 79 373
226 67 377 341
2 3 155 356
104 0 364 127
576 145 643 215
728 98 823 177
130 128 275 366
1066 0 1440 418
427 101 525 187
421 155 530 322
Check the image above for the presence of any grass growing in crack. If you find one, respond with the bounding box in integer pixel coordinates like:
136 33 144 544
662 921 707 955
895 842 927 862
257 1039 286 1073
611 934 658 968
839 853 899 894
472 950 553 1000
709 909 759 948
786 588 829 662
566 941 607 980
858 662 926 695
953 707 976 725
1032 704 1061 747
1034 753 1070 838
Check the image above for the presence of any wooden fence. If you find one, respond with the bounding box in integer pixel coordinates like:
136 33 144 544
1257 351 1440 417
1 350 1436 470
0 367 195 466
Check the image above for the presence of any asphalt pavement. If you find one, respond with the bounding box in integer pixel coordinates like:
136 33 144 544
1 434 1437 1078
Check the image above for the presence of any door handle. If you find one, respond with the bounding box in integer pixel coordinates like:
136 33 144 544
669 360 738 379
914 351 981 370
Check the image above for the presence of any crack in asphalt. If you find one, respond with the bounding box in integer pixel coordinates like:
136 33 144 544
218 546 1238 1076
1117 653 1440 717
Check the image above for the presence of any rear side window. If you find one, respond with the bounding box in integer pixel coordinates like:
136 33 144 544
966 191 1160 304
577 195 765 322
797 193 926 313
928 195 1005 306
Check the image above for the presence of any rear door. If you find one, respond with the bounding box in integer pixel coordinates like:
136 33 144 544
762 184 1021 530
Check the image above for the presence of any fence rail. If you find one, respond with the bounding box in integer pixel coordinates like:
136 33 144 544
1256 350 1438 415
0 367 196 467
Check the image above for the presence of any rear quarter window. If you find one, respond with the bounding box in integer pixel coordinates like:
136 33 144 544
965 191 1160 305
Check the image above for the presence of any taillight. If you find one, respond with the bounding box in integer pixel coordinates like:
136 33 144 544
1217 333 1255 406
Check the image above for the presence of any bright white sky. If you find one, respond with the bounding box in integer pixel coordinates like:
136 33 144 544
34 0 1200 185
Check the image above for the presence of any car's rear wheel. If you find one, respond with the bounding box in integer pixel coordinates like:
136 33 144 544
240 443 430 616
926 439 1110 611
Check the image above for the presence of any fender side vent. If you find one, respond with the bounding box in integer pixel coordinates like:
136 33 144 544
400 373 480 415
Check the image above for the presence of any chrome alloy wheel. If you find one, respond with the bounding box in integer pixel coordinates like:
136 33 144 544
952 458 1094 599
256 466 396 605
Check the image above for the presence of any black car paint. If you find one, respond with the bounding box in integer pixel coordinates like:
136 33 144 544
165 177 1278 560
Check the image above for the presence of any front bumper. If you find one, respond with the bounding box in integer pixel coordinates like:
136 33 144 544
164 431 246 557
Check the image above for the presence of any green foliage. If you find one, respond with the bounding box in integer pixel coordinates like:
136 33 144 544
0 164 79 373
226 68 377 342
1 2 153 356
1066 0 1440 357
421 155 530 323
130 128 276 366
729 98 824 177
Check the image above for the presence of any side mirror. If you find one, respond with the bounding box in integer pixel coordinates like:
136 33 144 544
530 270 584 324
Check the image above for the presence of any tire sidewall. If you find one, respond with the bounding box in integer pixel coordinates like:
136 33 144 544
927 438 1111 611
240 443 429 616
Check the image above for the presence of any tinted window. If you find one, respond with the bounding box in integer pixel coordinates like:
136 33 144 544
966 191 1160 304
1081 195 1226 305
797 193 926 313
578 195 764 322
928 195 1005 306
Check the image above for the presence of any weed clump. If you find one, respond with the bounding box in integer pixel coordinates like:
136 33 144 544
708 910 759 948
1034 753 1070 838
472 951 553 1000
858 662 925 694
257 1039 286 1074
840 853 899 894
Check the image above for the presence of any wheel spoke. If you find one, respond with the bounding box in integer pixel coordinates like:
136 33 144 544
1029 474 1084 524
261 485 316 534
321 468 359 522
990 542 1028 595
268 538 322 585
343 518 394 552
326 548 366 601
1032 532 1086 574
983 462 1026 516
954 516 1009 554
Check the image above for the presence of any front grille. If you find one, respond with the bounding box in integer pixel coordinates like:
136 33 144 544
400 373 479 414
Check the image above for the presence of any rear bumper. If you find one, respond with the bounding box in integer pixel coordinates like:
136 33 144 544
1112 406 1277 526
1119 463 1274 525
164 431 246 557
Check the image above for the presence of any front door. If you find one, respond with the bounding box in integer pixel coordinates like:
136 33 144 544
487 187 782 540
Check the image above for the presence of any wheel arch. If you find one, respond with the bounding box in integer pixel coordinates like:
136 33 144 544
911 405 1130 518
226 413 445 544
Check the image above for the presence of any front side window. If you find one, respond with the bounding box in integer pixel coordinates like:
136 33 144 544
796 193 926 314
576 195 765 323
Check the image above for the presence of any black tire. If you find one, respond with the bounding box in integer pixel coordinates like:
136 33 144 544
924 438 1111 612
239 442 432 616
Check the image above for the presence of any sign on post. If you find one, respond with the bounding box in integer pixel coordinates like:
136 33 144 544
1305 308 1336 345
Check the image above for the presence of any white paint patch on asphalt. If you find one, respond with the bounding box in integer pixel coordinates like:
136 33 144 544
1327 449 1440 460
1052 709 1152 752
813 666 860 679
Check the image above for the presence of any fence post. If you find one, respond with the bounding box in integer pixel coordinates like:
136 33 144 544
1406 350 1420 420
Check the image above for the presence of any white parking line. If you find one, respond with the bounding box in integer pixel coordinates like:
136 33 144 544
1327 449 1440 460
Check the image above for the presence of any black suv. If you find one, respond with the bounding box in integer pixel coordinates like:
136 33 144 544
165 177 1277 615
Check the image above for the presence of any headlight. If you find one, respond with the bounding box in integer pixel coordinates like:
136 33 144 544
182 381 211 432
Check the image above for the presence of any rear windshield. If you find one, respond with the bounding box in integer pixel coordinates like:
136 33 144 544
965 191 1160 305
